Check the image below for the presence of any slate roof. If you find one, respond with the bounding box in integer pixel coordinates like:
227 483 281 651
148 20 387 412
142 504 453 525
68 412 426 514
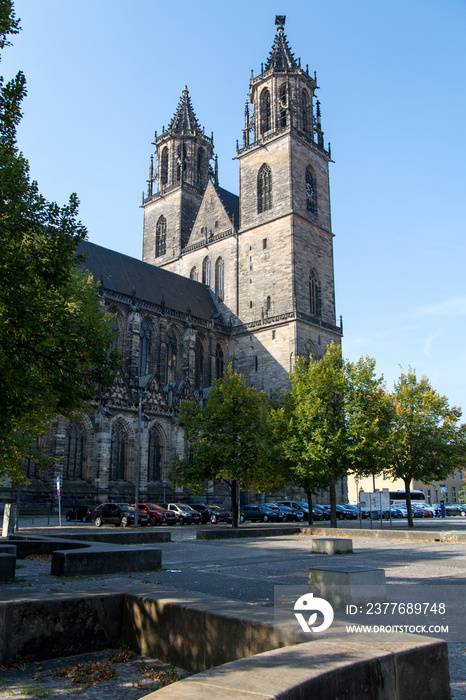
215 185 239 230
77 239 220 320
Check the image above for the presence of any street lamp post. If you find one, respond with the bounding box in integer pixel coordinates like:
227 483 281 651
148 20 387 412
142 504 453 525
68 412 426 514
162 479 167 504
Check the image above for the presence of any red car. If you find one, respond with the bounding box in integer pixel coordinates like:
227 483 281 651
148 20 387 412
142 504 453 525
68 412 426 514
134 503 176 525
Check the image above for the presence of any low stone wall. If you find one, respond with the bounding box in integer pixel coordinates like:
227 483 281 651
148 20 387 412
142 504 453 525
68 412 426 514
8 534 162 576
197 526 301 539
0 590 451 700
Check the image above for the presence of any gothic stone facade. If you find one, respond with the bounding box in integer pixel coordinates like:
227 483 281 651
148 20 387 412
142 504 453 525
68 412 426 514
9 18 343 509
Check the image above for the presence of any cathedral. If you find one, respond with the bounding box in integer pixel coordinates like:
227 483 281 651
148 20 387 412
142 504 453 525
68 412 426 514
6 17 343 509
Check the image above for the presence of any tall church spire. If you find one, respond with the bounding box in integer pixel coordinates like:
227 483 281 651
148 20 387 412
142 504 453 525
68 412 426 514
168 86 203 136
264 16 298 73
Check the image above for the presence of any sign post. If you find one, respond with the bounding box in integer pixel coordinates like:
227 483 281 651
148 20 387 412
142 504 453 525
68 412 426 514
56 475 62 527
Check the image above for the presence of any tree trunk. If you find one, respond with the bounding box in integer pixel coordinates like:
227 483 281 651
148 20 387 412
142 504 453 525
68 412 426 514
404 476 414 527
307 490 314 526
329 471 337 528
231 478 239 528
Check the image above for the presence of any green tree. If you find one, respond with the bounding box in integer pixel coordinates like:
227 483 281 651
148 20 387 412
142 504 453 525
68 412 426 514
384 370 465 527
0 1 119 480
171 365 279 527
285 344 390 527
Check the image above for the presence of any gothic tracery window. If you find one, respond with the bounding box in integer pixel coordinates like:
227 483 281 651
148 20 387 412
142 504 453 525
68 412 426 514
195 340 204 390
166 328 177 383
302 90 310 133
279 83 287 128
260 88 271 134
215 257 224 301
257 164 272 213
64 422 84 480
155 215 166 257
202 257 211 286
139 321 151 376
148 427 162 482
306 166 317 214
110 423 126 481
309 269 321 316
190 266 198 281
215 343 224 379
197 147 204 185
160 147 168 186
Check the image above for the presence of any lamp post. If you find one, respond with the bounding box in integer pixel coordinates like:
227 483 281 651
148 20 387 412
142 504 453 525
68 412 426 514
162 479 167 504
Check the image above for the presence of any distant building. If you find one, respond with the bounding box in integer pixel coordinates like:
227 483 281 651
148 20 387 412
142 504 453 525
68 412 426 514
6 17 343 509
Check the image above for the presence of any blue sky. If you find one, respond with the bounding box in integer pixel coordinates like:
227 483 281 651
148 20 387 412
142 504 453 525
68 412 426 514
3 0 466 409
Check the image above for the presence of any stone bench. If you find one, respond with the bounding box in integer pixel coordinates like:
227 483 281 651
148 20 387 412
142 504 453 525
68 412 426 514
312 537 353 554
309 565 386 608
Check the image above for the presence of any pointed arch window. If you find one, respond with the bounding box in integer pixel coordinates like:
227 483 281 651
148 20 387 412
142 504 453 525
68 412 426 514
148 428 162 482
309 269 321 316
215 343 224 379
202 257 211 286
260 88 271 134
64 422 84 480
155 215 166 257
176 143 187 182
306 167 317 214
166 328 177 383
160 147 168 186
190 266 198 281
279 83 287 128
195 341 204 390
197 147 205 185
257 164 272 213
139 321 151 375
110 423 126 481
111 318 119 353
302 90 310 133
265 295 271 313
215 257 224 301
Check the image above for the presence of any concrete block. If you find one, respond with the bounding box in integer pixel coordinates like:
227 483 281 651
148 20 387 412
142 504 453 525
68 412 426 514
309 566 386 608
51 545 162 577
312 537 353 554
0 553 15 581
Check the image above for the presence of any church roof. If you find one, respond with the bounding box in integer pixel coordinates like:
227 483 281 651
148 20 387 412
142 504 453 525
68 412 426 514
215 185 239 230
77 240 220 320
264 16 298 72
168 86 203 136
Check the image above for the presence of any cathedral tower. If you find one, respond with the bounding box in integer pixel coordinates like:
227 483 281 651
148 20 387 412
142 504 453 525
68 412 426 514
234 16 342 390
142 87 214 264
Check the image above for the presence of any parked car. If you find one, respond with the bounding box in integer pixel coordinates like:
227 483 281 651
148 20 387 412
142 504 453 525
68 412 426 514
165 503 202 525
321 504 354 520
276 500 309 520
240 504 284 523
190 503 214 524
412 505 433 518
92 503 150 527
446 503 466 516
266 503 302 521
390 507 404 518
65 505 94 523
207 505 232 524
145 503 178 525
132 503 167 526
339 505 358 519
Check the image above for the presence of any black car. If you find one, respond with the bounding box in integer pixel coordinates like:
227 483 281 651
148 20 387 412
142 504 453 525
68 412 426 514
240 504 285 523
190 503 214 524
92 503 150 527
65 505 95 522
206 505 232 524
266 503 303 522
